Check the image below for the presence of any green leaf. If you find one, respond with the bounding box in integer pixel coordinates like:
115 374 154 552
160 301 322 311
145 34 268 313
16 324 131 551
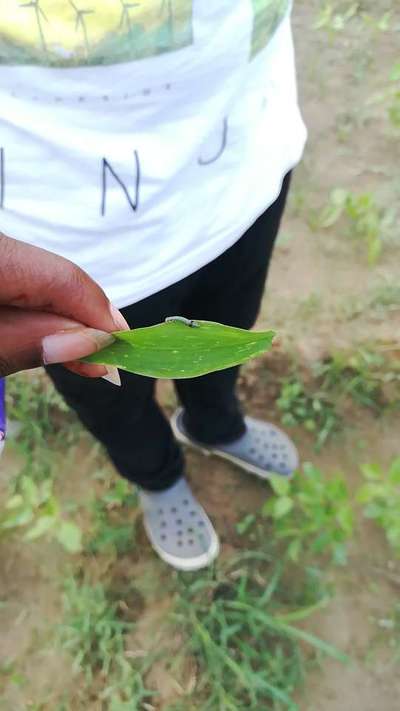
24 515 55 541
56 521 83 553
1 509 34 529
319 188 348 227
357 483 385 503
360 462 381 480
20 477 39 508
273 496 294 519
287 538 301 562
261 499 275 517
236 514 256 536
390 61 400 82
388 457 400 484
83 320 275 379
336 506 354 534
367 237 382 265
268 475 291 497
5 495 24 510
363 502 382 519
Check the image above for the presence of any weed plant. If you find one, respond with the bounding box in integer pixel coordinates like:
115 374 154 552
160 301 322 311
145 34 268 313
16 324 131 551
313 189 396 264
59 578 155 707
170 547 345 710
357 458 400 555
263 463 354 565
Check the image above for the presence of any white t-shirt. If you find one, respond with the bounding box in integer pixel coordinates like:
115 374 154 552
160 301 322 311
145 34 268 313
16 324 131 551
0 0 306 307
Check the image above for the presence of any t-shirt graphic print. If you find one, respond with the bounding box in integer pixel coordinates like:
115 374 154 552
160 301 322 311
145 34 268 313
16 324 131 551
1 0 290 65
1 0 194 65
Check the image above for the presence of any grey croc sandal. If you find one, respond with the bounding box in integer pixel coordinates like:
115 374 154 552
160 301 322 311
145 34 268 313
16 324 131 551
171 408 299 480
138 477 219 571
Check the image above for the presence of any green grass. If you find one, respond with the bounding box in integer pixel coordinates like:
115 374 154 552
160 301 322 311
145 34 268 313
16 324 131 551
337 280 400 320
60 577 130 681
317 348 400 413
58 549 346 711
276 347 400 448
277 376 340 450
295 292 322 320
5 371 80 483
0 474 82 553
369 60 400 131
313 0 393 38
388 61 400 128
1 373 85 552
313 0 361 35
2 348 400 709
86 479 137 556
2 372 350 709
169 547 345 710
357 458 400 555
369 283 400 311
59 578 155 707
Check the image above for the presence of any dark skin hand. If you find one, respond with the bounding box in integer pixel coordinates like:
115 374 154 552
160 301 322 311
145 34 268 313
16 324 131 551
0 233 129 378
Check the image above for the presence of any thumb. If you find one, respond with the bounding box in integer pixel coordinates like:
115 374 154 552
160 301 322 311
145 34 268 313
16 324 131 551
0 307 114 377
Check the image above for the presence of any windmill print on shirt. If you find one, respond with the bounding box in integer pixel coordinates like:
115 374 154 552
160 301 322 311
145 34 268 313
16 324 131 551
0 0 194 65
0 0 290 66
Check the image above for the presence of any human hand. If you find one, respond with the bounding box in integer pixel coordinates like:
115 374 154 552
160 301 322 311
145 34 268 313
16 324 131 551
0 233 129 380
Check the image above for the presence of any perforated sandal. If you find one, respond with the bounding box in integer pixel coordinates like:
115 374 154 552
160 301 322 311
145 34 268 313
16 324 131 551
171 408 299 480
138 477 219 571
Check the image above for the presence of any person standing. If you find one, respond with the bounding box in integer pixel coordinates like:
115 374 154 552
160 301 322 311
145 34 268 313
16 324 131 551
0 0 306 569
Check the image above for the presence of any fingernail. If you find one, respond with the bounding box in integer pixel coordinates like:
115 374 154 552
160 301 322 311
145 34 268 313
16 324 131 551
42 328 115 365
101 367 121 387
109 304 130 331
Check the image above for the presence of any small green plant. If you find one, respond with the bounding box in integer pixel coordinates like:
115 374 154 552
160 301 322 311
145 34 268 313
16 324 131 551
5 372 80 485
296 292 321 320
86 519 134 557
339 282 400 320
357 459 400 555
5 372 76 453
0 476 82 553
369 283 400 312
388 61 400 128
315 188 396 264
0 659 27 693
277 347 400 448
262 463 354 565
314 1 391 37
366 61 400 133
362 12 392 32
313 1 360 34
86 479 137 556
277 377 340 450
315 349 387 411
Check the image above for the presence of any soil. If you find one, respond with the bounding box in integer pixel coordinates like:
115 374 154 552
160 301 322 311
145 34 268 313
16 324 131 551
1 0 400 709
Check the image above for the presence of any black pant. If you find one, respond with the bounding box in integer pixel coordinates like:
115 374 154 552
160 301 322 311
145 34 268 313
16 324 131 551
47 175 290 491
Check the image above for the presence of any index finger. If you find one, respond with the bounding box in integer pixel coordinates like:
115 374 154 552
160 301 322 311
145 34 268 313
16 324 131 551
0 234 129 332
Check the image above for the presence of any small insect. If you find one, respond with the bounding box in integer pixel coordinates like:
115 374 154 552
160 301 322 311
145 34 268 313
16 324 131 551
165 316 200 328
